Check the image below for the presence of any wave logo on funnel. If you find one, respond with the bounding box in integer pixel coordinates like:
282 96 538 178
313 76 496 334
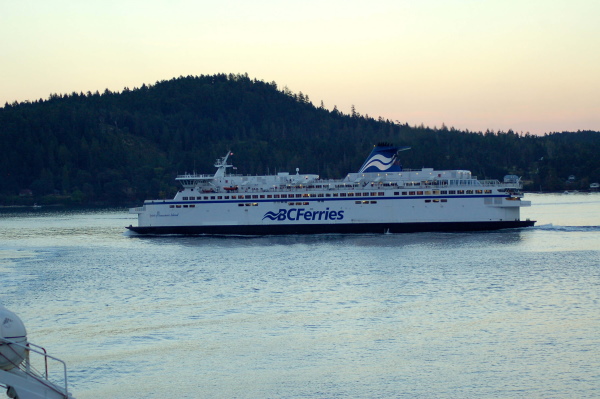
358 144 409 173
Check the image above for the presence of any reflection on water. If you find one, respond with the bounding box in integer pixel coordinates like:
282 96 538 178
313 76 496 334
1 194 599 398
130 229 528 249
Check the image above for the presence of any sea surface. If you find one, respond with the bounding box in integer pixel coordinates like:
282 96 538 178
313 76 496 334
1 193 599 398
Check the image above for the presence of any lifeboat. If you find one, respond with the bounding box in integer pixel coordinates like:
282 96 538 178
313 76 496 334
0 306 27 371
224 186 239 191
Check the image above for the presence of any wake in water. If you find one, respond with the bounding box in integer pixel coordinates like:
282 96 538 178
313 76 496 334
534 223 600 232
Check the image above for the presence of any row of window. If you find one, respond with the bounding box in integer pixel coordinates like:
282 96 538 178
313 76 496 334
400 189 491 196
181 189 493 201
169 198 454 209
182 192 387 200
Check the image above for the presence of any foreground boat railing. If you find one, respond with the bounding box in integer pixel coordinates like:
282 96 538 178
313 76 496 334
0 337 72 399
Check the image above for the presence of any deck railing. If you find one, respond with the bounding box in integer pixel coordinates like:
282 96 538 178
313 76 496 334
0 337 71 398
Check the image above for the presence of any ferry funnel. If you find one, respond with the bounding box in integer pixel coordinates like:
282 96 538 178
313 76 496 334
358 144 410 173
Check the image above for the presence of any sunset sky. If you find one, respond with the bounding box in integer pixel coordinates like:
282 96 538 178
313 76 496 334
2 0 599 135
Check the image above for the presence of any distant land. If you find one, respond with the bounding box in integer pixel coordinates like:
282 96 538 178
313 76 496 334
1 73 599 207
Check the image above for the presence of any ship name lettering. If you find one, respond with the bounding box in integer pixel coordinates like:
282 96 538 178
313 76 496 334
263 208 344 222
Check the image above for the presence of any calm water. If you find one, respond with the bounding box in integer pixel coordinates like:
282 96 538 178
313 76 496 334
1 193 599 398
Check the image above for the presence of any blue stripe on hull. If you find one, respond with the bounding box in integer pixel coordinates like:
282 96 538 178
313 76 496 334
127 220 536 236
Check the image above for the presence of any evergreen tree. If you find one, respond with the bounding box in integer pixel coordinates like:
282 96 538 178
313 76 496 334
0 74 598 206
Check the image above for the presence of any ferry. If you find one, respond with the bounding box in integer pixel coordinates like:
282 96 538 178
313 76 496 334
127 144 535 235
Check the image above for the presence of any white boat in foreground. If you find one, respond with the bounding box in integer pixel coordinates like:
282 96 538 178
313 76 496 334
127 144 535 235
0 305 73 399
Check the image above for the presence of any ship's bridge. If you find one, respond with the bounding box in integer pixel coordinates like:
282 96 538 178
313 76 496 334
176 174 214 188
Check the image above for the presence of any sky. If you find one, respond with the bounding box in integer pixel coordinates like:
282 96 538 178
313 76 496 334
2 0 599 135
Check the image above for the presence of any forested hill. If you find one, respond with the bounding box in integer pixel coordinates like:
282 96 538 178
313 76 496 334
1 73 599 206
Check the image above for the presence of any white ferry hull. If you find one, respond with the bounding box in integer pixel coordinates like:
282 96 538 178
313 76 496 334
127 195 534 235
